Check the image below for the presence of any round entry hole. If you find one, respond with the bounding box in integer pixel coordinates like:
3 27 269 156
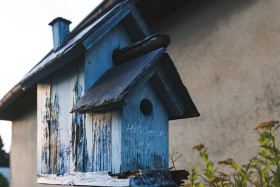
140 99 153 116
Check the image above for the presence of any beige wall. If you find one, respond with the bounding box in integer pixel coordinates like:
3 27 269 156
152 0 280 169
11 106 55 187
11 105 86 187
10 0 280 184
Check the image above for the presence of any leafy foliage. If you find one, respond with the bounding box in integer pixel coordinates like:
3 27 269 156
183 120 280 187
0 173 8 187
0 136 9 167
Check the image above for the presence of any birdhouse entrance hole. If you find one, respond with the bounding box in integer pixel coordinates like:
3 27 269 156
140 99 153 115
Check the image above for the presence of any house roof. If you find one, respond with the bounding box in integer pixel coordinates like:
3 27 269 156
0 0 197 120
72 47 199 120
0 0 149 120
71 48 165 113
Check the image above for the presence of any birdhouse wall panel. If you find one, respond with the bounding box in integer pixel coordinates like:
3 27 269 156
84 24 132 92
84 110 122 173
121 83 169 172
37 59 85 175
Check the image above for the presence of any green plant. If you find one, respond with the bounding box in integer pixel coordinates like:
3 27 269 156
0 136 9 167
187 120 280 187
0 173 8 187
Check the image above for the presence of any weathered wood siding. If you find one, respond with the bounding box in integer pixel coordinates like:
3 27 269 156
82 24 131 173
84 24 132 91
37 57 85 174
38 24 133 175
122 83 169 171
85 111 122 173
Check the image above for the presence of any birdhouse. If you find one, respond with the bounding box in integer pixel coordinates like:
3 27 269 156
70 34 199 174
0 1 199 186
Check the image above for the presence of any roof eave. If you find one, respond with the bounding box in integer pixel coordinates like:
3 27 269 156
0 0 151 120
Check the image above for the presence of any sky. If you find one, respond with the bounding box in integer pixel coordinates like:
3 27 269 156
0 0 103 152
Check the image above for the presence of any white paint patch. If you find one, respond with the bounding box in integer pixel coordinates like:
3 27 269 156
37 172 130 186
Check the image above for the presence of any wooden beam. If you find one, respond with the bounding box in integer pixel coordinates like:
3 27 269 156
150 67 185 118
112 34 170 65
38 172 129 186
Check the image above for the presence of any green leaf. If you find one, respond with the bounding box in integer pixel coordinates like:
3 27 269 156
258 159 266 165
193 173 198 180
231 161 240 170
207 161 213 170
260 145 275 154
272 166 280 186
266 156 277 165
199 151 208 163
265 164 271 172
259 151 267 158
261 132 274 141
194 164 198 171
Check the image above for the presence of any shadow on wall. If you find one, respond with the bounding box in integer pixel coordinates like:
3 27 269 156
152 0 257 46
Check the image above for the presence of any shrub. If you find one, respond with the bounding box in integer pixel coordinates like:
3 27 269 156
0 173 8 187
184 120 280 187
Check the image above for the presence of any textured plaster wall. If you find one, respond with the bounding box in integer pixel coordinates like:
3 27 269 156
152 0 280 169
11 105 85 187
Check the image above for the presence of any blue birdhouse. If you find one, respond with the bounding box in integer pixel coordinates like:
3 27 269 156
0 0 199 186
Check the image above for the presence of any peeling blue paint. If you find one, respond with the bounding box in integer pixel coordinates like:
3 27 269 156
122 83 169 172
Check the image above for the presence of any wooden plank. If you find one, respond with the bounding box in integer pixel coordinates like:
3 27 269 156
72 48 165 113
121 83 169 172
82 3 131 51
111 110 122 173
122 2 150 42
84 24 132 92
85 113 93 171
150 67 185 118
37 83 51 174
84 110 122 173
112 34 170 65
37 172 129 186
91 112 114 172
37 58 85 175
72 61 86 173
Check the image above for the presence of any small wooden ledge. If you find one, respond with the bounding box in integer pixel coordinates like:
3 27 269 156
38 172 130 186
37 169 185 186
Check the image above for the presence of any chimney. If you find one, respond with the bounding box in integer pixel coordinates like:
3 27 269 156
49 17 72 51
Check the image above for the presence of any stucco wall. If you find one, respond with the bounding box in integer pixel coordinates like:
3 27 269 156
11 104 85 187
10 0 280 184
11 106 52 187
152 0 280 169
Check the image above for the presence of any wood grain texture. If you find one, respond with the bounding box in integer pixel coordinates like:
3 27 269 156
38 172 129 186
84 25 132 92
49 18 71 51
84 111 122 172
150 66 185 118
72 48 166 113
37 58 84 174
82 3 131 51
121 83 169 172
